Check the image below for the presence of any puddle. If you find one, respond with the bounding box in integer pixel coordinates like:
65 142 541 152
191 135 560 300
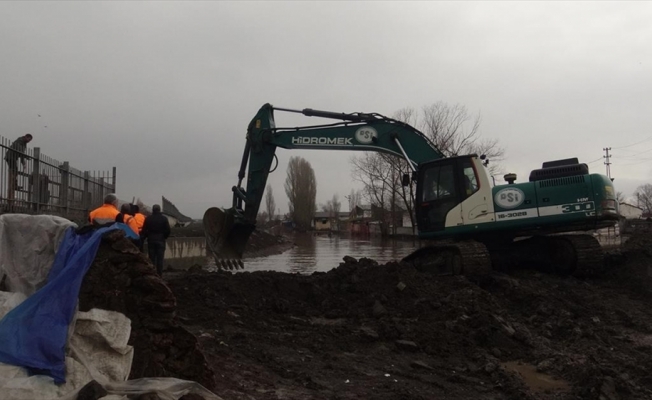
502 361 571 393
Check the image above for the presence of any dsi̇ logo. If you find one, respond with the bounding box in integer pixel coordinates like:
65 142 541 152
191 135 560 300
355 127 378 144
494 188 525 209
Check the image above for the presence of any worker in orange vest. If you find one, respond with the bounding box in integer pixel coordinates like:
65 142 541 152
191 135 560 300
131 204 146 251
131 204 146 234
116 203 139 235
89 194 120 225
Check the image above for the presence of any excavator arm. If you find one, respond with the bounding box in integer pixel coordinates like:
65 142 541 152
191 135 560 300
204 103 444 269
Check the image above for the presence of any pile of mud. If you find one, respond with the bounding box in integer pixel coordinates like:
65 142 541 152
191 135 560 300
78 230 215 389
167 235 652 400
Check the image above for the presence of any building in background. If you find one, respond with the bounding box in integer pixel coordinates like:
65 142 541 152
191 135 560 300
161 196 193 227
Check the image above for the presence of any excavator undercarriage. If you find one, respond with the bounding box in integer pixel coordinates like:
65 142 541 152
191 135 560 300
401 233 605 278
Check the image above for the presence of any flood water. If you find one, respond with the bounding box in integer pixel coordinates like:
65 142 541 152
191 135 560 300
240 234 419 275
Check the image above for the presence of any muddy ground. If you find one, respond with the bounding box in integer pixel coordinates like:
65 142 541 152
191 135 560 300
83 231 652 400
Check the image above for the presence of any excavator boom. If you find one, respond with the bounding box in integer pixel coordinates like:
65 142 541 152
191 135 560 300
205 103 444 269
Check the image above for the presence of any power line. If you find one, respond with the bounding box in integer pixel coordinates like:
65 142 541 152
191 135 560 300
612 147 652 159
613 137 652 150
618 158 652 166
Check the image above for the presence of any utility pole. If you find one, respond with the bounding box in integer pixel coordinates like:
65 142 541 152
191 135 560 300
603 147 612 180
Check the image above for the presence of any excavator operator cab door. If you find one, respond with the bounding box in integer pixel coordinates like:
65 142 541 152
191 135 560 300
415 156 478 233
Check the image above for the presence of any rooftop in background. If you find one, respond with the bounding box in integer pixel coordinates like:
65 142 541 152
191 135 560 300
161 196 193 223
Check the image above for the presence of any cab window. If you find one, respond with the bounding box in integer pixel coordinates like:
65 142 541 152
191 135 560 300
461 160 479 197
422 163 456 202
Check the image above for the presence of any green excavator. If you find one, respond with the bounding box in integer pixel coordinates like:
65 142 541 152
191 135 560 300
204 104 619 276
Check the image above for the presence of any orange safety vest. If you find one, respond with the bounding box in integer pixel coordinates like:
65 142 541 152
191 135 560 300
122 215 140 236
133 213 145 234
89 204 120 225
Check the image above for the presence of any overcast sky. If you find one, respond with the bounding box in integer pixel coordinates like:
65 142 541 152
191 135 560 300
2 2 651 218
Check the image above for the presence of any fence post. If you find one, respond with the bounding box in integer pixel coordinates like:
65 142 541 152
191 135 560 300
31 148 41 212
61 161 70 214
112 166 117 193
83 171 90 215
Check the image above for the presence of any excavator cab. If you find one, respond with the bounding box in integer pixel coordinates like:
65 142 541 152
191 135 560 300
415 156 483 233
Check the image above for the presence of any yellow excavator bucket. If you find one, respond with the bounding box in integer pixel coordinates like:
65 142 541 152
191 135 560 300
203 207 253 270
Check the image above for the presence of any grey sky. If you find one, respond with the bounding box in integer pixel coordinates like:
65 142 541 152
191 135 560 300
2 2 651 218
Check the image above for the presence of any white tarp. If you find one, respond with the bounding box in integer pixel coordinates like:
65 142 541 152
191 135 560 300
0 214 76 295
0 215 221 400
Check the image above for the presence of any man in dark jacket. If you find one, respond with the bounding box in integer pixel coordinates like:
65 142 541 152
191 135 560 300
141 204 171 276
4 133 33 201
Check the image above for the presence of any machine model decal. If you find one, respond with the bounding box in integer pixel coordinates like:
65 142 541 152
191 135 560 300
291 137 353 145
355 127 378 144
494 188 525 209
496 208 538 220
539 201 595 217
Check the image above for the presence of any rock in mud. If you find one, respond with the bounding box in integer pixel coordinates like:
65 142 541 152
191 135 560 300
76 380 107 400
395 340 419 352
372 300 387 317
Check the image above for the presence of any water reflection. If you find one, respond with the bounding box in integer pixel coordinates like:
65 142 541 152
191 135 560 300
287 234 316 274
242 233 419 275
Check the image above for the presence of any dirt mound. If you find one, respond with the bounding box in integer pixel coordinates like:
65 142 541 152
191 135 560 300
622 231 652 256
166 246 652 400
74 229 652 399
78 230 215 389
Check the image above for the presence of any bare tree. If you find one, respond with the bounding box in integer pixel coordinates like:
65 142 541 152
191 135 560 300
331 194 341 217
419 102 504 175
284 156 317 230
421 102 481 157
257 211 269 226
321 194 342 230
265 185 276 222
347 189 362 213
616 191 625 204
634 184 652 213
350 152 392 234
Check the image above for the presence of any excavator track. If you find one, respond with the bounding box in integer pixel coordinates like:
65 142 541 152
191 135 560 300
549 234 605 277
404 234 604 279
485 234 605 278
402 240 492 276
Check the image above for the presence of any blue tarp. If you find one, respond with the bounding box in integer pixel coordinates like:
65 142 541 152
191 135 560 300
0 223 138 383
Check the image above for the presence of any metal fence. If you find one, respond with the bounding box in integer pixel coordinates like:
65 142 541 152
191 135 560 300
1 134 116 223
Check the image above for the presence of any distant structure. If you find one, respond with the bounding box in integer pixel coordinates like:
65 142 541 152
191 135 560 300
161 196 193 227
